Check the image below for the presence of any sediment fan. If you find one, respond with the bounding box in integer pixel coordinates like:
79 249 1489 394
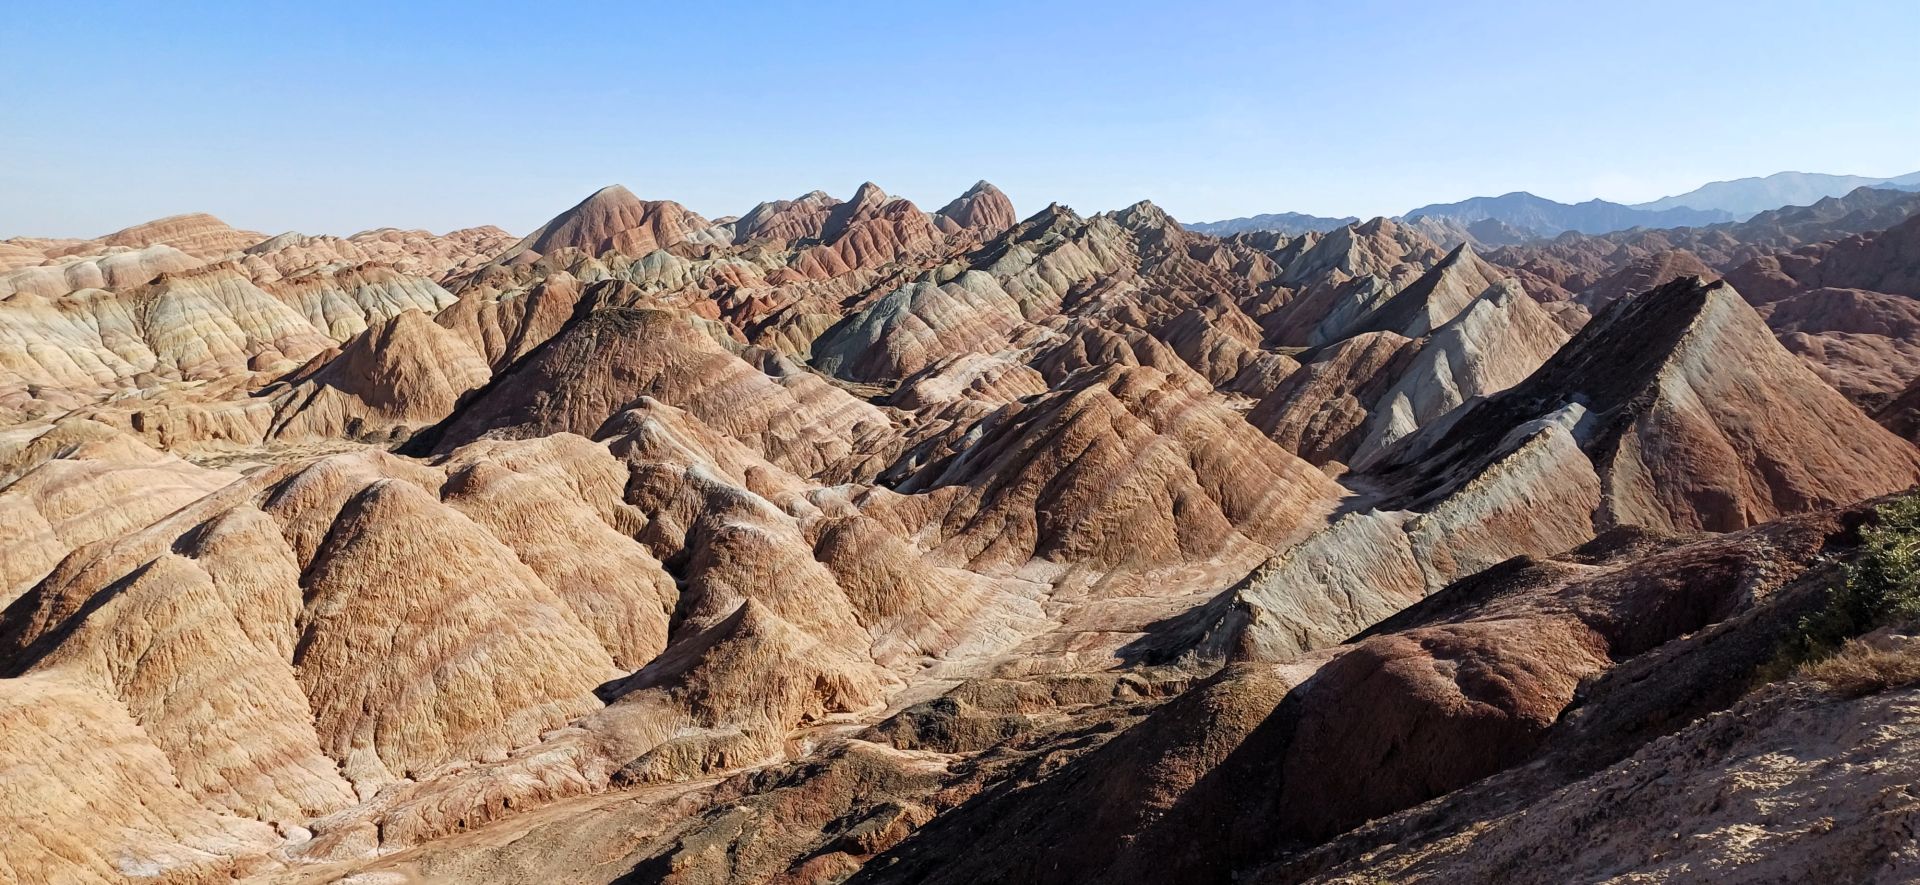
3 175 1920 884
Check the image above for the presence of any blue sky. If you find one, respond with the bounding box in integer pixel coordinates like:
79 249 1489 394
3 0 1916 237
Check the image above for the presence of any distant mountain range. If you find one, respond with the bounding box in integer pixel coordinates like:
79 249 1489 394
1400 192 1732 237
1186 211 1358 237
1190 190 1734 241
1190 168 1920 240
1634 170 1920 219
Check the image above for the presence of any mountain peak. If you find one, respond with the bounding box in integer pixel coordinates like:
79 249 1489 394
586 183 637 201
935 181 1015 236
1114 198 1173 224
506 184 713 259
98 212 266 257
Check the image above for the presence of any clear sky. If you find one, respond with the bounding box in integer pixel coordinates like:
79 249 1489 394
4 0 1917 238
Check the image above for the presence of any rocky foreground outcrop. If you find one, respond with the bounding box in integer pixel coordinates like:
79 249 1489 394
835 502 1894 885
2 181 1919 885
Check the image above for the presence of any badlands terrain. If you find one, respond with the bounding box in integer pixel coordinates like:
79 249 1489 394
6 177 1920 884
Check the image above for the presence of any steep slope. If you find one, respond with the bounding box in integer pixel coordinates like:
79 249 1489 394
0 673 279 884
1280 681 1920 883
1710 212 1920 408
878 364 1344 572
1759 286 1920 406
933 180 1018 237
1573 247 1716 308
1248 330 1418 465
1385 277 1920 533
429 304 899 481
259 262 457 339
1249 245 1564 468
1349 244 1516 338
1349 277 1569 464
0 429 869 869
0 423 237 604
790 182 945 278
733 189 841 244
266 308 494 440
1176 275 1917 667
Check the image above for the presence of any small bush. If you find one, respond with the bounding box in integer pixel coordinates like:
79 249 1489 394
1799 637 1920 698
1778 494 1920 672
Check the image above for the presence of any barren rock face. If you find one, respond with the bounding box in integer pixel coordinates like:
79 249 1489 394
935 180 1018 238
885 364 1344 571
733 189 843 244
1 181 1917 885
430 305 900 480
1384 277 1920 533
260 263 457 339
1250 330 1416 464
1349 277 1569 464
0 265 334 410
99 212 267 257
265 307 494 442
0 243 203 298
0 673 281 883
862 504 1861 885
1735 212 1920 298
504 184 724 260
1243 245 1568 474
1764 286 1920 404
1574 248 1716 309
1716 214 1920 409
0 425 238 605
239 225 515 281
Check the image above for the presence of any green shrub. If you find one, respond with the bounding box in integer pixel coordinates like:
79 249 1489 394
1782 493 1920 668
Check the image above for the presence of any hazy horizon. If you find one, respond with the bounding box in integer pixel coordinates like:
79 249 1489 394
6 0 1918 238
